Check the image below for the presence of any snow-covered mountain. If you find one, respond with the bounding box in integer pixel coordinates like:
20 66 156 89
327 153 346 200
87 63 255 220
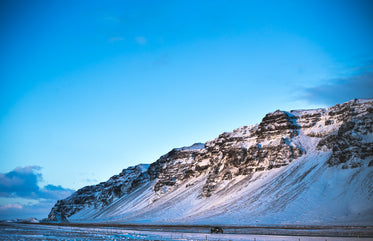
2 218 40 223
48 99 373 225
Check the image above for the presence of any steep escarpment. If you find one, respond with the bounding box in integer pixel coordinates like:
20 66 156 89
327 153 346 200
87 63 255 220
48 164 149 222
311 100 373 168
48 99 373 225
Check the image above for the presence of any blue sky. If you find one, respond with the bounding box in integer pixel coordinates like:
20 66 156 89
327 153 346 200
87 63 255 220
0 0 372 219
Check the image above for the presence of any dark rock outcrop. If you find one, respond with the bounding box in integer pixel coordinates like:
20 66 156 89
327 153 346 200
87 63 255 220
47 164 149 222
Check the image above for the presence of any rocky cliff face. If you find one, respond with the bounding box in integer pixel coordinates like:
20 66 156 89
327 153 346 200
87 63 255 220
315 100 373 168
47 99 373 224
48 164 149 221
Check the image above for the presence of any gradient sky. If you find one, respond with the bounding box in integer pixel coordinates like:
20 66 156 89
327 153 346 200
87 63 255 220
1 0 372 219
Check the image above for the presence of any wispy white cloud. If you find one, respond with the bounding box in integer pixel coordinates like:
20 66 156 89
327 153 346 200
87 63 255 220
108 36 124 43
104 16 121 24
84 178 98 184
0 203 23 211
152 53 169 67
135 36 147 45
0 199 57 220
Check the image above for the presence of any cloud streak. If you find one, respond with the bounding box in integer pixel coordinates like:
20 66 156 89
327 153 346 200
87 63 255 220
108 36 124 43
300 70 373 105
0 203 23 211
135 36 147 45
0 199 57 220
0 166 74 202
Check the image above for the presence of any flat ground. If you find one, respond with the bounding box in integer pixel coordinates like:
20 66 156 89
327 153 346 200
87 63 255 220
0 223 372 241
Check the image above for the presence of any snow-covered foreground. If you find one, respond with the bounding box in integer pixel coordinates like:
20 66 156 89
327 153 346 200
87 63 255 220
0 223 371 241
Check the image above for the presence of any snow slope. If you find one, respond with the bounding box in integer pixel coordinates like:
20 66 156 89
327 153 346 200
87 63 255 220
3 223 370 241
48 99 373 225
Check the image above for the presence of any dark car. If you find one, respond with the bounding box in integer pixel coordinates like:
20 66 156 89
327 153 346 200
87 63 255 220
210 226 223 234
